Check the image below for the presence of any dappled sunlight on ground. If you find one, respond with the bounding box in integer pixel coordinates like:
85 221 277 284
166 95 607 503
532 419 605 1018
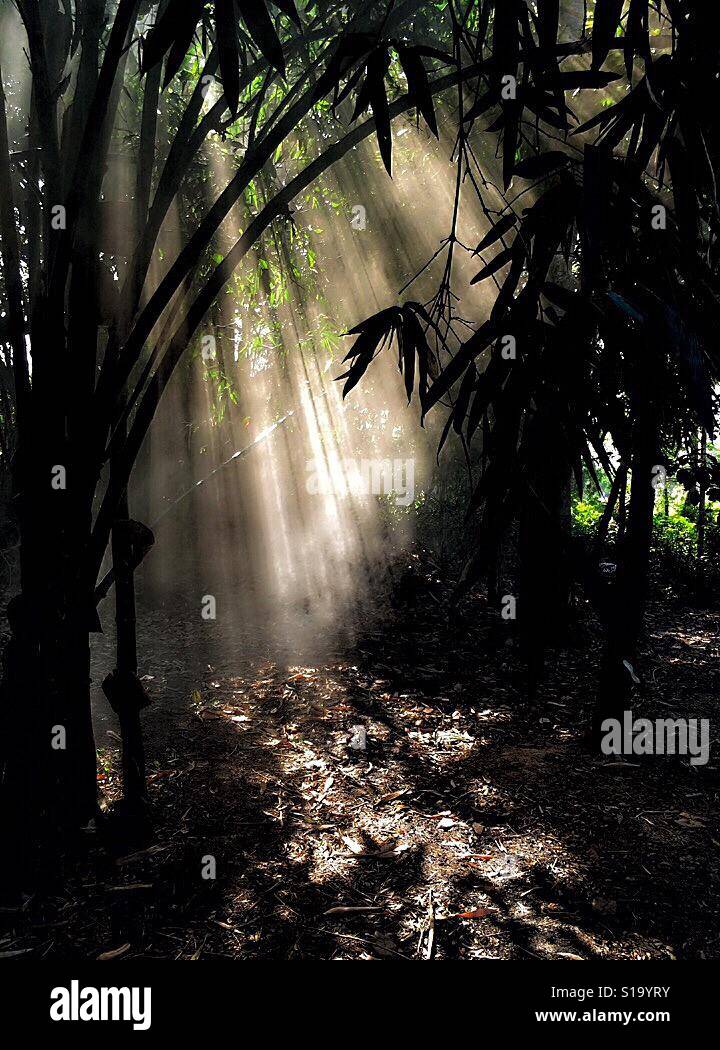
44 578 719 959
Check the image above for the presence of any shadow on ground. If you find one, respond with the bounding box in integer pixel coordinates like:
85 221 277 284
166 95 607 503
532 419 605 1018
3 571 719 960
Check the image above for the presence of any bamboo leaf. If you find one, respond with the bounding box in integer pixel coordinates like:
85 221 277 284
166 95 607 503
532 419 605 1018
216 0 240 115
397 46 438 137
470 247 513 285
513 150 569 181
367 49 392 176
592 0 625 70
237 0 286 73
473 213 517 254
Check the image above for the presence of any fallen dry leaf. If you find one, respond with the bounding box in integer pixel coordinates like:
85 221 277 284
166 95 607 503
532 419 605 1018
376 788 410 806
97 943 131 961
323 906 384 916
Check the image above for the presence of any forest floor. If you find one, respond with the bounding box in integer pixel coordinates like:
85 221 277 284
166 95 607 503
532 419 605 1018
3 553 720 960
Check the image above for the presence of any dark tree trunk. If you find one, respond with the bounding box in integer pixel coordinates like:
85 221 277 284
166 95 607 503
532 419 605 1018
697 428 707 604
593 463 627 559
615 466 627 543
25 488 98 831
101 413 152 829
518 408 572 691
594 357 658 742
1 341 97 898
0 541 97 899
108 492 149 816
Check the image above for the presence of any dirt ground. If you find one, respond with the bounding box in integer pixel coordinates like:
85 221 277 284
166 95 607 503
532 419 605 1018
2 556 720 960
